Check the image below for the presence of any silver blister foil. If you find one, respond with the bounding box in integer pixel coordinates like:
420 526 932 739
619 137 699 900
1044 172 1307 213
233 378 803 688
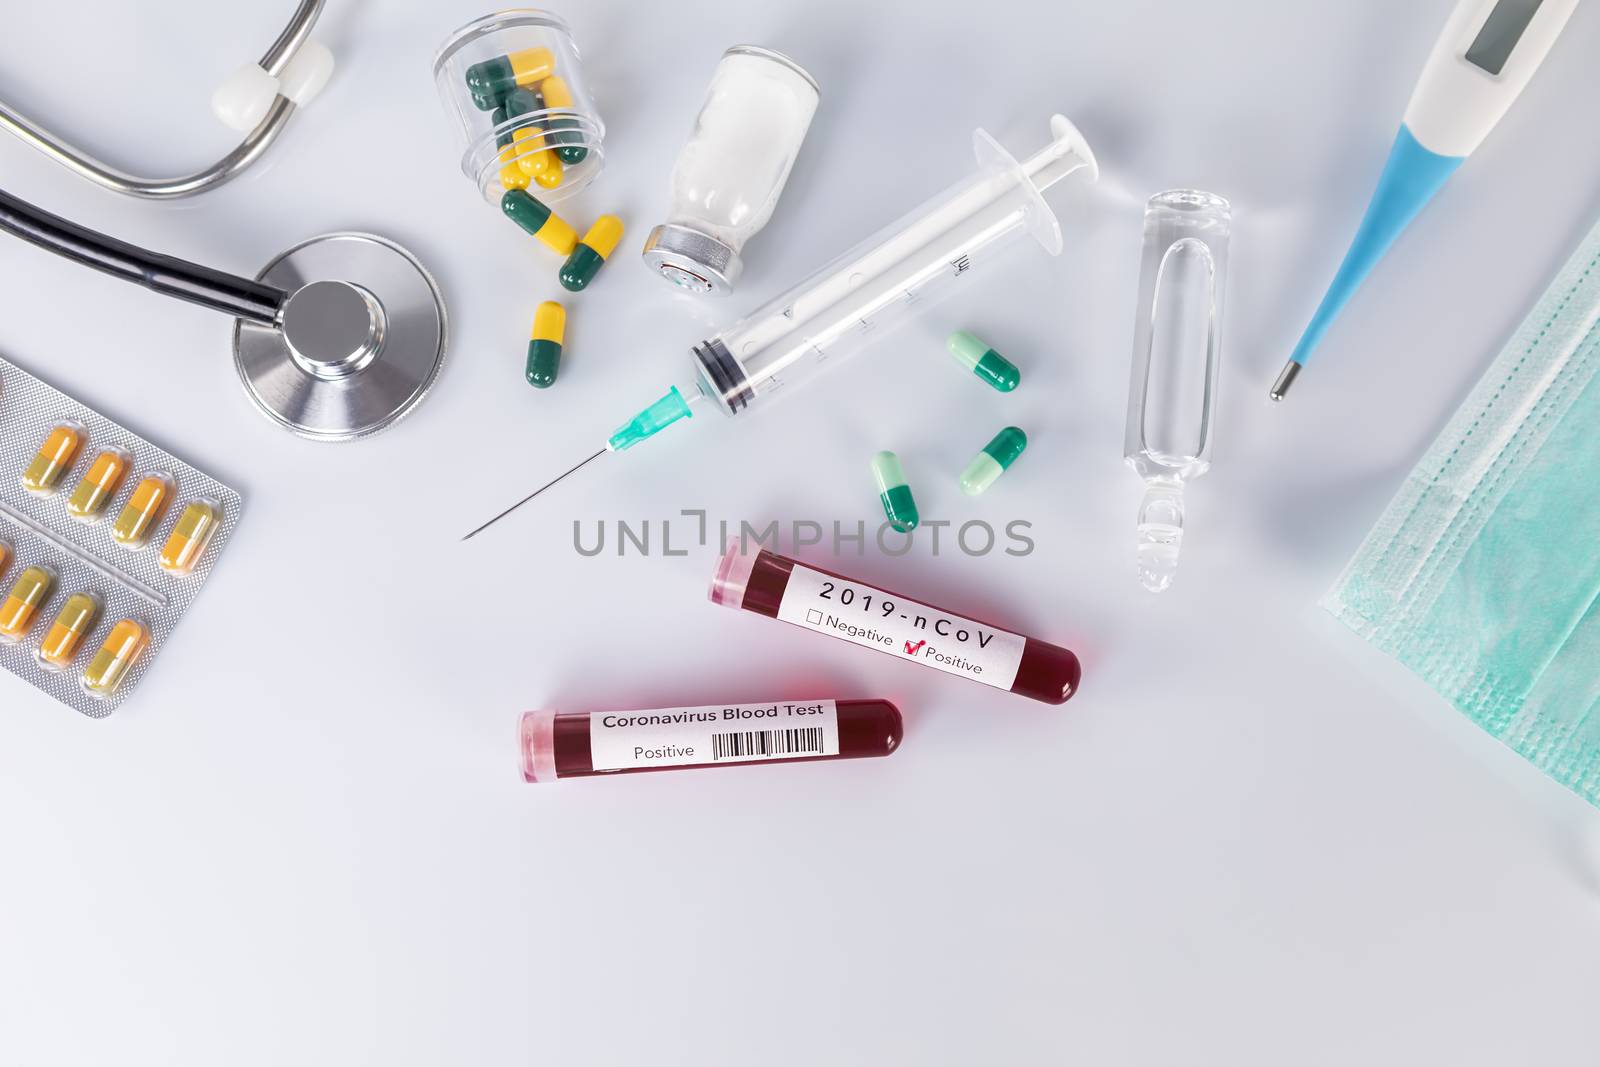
0 355 242 716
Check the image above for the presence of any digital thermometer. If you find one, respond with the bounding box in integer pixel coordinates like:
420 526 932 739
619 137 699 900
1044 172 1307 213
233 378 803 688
1271 0 1581 400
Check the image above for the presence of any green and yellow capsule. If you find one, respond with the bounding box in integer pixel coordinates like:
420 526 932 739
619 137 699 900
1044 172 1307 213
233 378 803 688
491 105 514 149
526 301 566 389
66 447 130 520
539 75 588 163
499 88 551 176
501 189 578 256
0 564 54 644
871 451 919 532
559 215 624 292
961 426 1027 496
112 474 172 548
82 618 149 698
465 46 555 110
947 330 1020 393
22 422 84 494
528 149 564 190
37 592 100 671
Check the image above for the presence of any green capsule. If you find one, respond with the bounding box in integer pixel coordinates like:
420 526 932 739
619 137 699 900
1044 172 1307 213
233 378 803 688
526 301 565 389
466 56 514 110
464 47 554 110
559 215 624 292
502 86 542 118
555 136 588 164
539 75 589 164
961 427 1027 496
492 105 514 148
501 189 579 256
871 451 919 532
947 330 1020 392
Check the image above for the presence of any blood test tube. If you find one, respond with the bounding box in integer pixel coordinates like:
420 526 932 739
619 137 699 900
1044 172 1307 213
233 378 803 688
709 544 1081 704
521 697 902 782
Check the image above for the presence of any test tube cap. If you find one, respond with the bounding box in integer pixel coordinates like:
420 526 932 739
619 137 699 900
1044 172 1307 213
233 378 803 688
707 539 760 610
519 710 559 783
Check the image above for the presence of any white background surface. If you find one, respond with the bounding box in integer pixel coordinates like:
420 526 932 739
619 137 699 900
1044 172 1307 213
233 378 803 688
1 2 1598 1063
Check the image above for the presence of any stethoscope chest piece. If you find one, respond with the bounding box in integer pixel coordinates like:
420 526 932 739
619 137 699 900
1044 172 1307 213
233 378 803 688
235 232 446 441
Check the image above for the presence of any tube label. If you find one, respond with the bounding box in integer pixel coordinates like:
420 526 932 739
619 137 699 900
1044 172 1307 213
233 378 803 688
776 564 1025 690
589 701 840 771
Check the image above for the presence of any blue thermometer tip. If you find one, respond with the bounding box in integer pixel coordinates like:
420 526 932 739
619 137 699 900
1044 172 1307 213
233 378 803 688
1272 124 1464 401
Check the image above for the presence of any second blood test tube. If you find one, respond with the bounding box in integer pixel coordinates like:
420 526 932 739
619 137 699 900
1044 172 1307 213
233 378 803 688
709 544 1081 704
521 697 902 782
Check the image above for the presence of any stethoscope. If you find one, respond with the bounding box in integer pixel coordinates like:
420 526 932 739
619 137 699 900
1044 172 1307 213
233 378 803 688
0 0 447 441
0 189 447 441
0 0 331 200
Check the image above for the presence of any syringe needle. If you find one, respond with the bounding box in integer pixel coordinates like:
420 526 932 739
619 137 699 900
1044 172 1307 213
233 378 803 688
461 447 608 542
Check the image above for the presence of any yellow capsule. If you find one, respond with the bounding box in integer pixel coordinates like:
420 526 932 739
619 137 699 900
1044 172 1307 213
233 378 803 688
530 151 564 189
583 214 625 260
526 301 566 388
0 565 55 643
82 618 149 698
112 474 173 548
508 46 554 87
37 592 100 671
66 448 130 520
533 301 566 345
159 499 221 576
499 144 531 191
22 423 84 494
558 215 626 292
540 74 574 111
513 125 546 171
0 540 10 578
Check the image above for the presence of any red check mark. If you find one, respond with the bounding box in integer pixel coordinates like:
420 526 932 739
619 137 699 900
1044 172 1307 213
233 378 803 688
903 639 926 656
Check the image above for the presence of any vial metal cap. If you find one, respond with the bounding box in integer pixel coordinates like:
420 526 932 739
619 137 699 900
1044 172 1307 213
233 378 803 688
641 223 742 296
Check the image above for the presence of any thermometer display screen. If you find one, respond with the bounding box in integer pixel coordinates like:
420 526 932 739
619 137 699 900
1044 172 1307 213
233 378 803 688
1466 0 1546 75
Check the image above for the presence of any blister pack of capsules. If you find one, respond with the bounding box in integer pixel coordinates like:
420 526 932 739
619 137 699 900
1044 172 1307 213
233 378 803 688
0 354 241 716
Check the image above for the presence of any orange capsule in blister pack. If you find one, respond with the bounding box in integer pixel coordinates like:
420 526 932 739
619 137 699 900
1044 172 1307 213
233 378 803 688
112 474 173 548
37 592 100 671
66 448 130 520
159 499 222 576
82 618 149 698
22 423 84 494
0 565 55 643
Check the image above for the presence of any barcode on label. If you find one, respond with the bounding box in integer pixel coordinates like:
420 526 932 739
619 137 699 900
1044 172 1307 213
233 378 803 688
711 727 825 761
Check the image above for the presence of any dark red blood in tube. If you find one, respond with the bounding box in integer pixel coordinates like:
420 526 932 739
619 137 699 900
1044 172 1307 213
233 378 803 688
521 699 902 782
710 546 1080 705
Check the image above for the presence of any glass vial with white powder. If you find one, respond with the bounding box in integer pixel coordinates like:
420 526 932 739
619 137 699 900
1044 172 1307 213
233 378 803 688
641 46 820 295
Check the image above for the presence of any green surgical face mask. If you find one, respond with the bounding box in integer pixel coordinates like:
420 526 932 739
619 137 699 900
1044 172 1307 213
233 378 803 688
1325 218 1600 807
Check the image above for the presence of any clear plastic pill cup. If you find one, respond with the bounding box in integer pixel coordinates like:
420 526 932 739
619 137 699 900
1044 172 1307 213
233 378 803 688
432 10 605 204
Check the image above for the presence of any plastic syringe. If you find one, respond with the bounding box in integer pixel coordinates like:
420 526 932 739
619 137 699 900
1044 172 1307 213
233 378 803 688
464 114 1098 540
